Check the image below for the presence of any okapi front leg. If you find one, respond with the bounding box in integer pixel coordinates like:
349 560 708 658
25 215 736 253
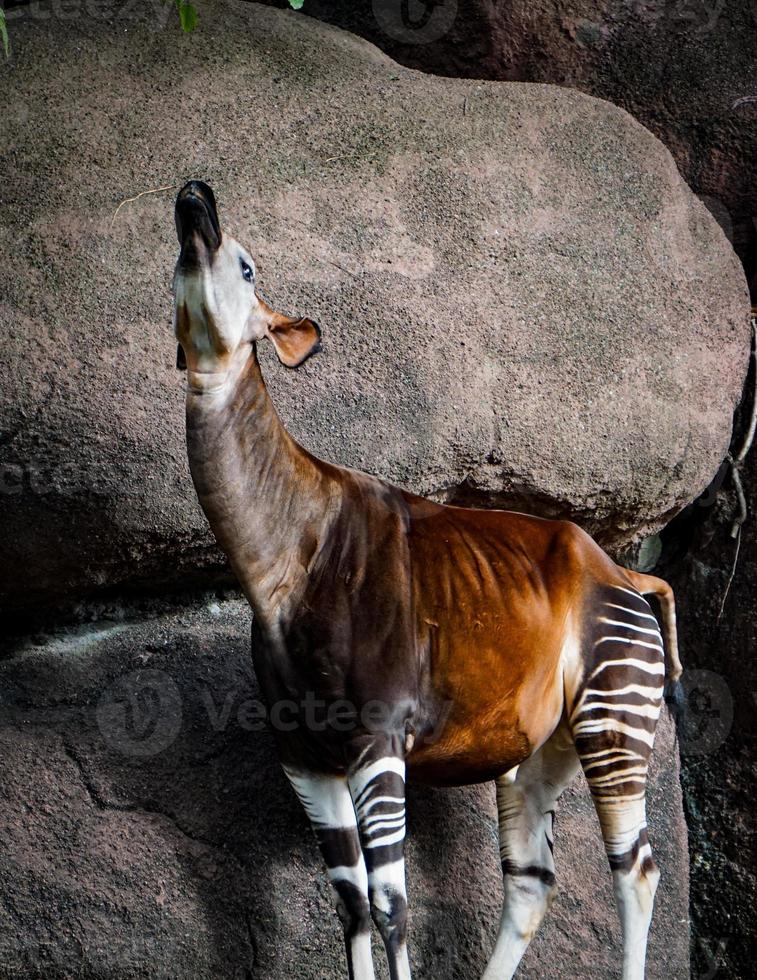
348 738 411 980
283 767 375 980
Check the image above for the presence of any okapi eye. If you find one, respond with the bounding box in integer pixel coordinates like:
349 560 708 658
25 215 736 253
240 260 254 283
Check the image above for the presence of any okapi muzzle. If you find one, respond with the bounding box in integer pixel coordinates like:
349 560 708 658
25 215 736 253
173 180 321 379
171 181 684 980
174 180 220 371
175 179 221 261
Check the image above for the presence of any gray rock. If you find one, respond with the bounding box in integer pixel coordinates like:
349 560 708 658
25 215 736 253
0 0 749 615
0 600 689 979
264 0 757 293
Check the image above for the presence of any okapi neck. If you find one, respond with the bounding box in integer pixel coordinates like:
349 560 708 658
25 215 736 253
184 347 337 629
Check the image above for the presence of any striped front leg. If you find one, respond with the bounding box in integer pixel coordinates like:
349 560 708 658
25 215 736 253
283 767 375 980
348 738 411 980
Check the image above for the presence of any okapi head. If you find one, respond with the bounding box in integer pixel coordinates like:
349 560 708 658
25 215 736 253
173 180 321 382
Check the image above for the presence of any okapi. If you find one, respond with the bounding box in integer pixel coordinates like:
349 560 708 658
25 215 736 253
172 181 683 980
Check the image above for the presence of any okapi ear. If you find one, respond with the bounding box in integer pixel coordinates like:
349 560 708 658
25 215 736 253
259 298 322 369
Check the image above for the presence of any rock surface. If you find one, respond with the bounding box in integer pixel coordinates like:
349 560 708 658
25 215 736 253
0 0 750 613
659 420 757 978
267 0 757 294
0 599 689 979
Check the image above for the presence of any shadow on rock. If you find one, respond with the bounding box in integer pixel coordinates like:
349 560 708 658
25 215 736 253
0 598 689 979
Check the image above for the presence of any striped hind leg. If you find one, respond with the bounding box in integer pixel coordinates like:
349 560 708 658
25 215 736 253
283 766 376 980
481 726 581 979
572 584 666 980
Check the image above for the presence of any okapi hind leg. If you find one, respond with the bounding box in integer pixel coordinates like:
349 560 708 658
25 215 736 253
283 767 376 980
481 726 581 980
572 583 667 980
347 735 411 980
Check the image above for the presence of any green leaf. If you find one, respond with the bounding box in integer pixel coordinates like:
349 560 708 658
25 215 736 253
289 0 305 9
0 10 9 59
177 0 198 33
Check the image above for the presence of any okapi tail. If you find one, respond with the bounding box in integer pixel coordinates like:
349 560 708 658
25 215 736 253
624 570 685 726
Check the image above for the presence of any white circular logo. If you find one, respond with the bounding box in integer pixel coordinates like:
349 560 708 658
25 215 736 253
373 0 458 45
96 669 183 758
678 669 733 757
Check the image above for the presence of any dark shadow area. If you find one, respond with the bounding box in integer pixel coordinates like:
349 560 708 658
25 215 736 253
0 596 688 978
0 602 505 978
656 351 757 978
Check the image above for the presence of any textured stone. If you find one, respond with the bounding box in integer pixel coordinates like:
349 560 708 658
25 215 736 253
0 599 689 978
660 431 757 977
265 0 757 293
0 0 749 615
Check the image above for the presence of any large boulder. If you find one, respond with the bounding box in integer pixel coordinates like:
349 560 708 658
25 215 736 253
0 599 689 979
0 0 750 614
265 0 757 293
